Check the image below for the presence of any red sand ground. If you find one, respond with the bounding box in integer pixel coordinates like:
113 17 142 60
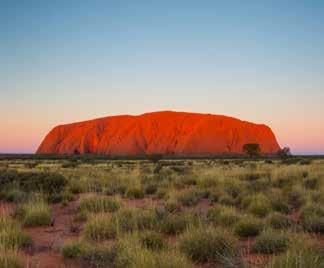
37 111 280 156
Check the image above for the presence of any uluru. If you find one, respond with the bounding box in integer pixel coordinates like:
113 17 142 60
36 111 280 156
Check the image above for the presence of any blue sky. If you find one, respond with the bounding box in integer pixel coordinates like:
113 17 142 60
1 0 324 154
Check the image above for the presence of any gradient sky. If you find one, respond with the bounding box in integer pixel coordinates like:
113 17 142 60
1 0 323 154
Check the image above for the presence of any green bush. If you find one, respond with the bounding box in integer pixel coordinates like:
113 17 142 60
269 194 290 214
62 241 116 266
304 177 319 190
139 231 166 251
234 216 263 237
252 230 289 254
268 213 293 229
287 188 305 209
159 213 192 235
84 214 116 241
207 206 240 227
62 241 82 258
19 172 67 195
178 226 242 266
0 170 67 196
300 204 324 233
0 250 23 268
269 240 324 267
0 216 32 250
143 183 158 195
242 194 272 217
79 195 121 213
81 244 117 266
177 189 203 207
116 235 193 268
125 187 145 199
15 198 52 227
2 189 27 203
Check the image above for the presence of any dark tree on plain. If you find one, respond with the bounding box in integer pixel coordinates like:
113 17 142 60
243 144 261 158
147 154 163 163
277 147 292 158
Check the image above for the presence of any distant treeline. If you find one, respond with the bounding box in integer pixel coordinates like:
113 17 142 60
0 153 323 161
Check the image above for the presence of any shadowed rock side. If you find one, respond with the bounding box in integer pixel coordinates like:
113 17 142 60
37 111 280 156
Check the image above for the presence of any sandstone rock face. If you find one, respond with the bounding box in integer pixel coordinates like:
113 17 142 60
37 111 280 156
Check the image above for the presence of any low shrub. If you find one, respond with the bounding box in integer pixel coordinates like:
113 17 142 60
15 198 52 227
304 177 319 190
269 194 290 214
268 213 293 229
79 195 121 213
287 188 306 209
242 194 272 217
177 189 204 207
252 230 289 254
178 226 242 266
0 216 32 250
159 213 192 235
139 231 166 251
224 180 244 198
83 214 116 241
0 170 67 196
61 241 82 258
0 250 23 268
81 244 117 266
116 235 193 268
234 216 263 237
207 206 240 227
300 204 324 233
143 183 158 195
269 238 324 267
2 189 27 203
62 241 116 266
125 187 145 199
219 194 236 206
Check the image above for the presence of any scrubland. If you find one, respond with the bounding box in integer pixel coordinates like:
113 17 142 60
0 157 324 267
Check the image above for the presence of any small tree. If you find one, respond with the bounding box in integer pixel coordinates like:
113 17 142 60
146 154 163 164
243 144 261 158
277 147 291 158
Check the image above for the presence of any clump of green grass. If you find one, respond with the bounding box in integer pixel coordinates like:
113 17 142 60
84 207 158 241
224 179 244 198
0 249 23 268
139 231 166 251
115 234 193 268
300 203 324 233
234 216 263 237
268 212 293 229
81 244 117 266
62 241 116 266
178 226 242 266
218 193 237 206
125 187 145 199
287 188 306 209
61 241 83 258
159 213 194 235
242 193 272 217
79 195 121 213
68 179 86 194
0 215 32 250
83 214 117 241
268 236 324 267
303 177 319 190
252 230 289 254
207 205 240 227
269 193 290 214
15 198 52 227
2 188 27 204
176 189 204 207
